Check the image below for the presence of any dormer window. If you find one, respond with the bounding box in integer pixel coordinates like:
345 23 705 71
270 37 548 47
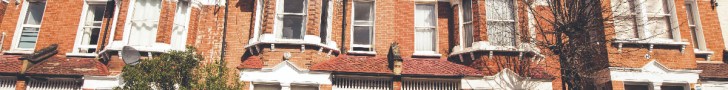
276 0 307 40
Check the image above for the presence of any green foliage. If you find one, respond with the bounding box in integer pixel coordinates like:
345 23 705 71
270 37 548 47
191 60 243 90
115 47 241 90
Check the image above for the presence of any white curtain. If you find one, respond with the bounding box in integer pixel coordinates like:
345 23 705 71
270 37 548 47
646 0 672 39
415 4 436 52
128 0 162 46
172 2 191 50
462 0 474 47
486 0 515 46
611 0 639 39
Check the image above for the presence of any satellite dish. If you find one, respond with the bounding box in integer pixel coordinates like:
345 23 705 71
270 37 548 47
122 46 141 65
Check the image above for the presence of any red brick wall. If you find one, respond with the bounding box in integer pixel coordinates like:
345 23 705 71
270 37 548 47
0 0 23 51
695 0 725 62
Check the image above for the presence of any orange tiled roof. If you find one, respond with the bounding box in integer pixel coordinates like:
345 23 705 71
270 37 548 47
0 55 23 74
25 57 109 76
310 55 393 74
402 58 483 76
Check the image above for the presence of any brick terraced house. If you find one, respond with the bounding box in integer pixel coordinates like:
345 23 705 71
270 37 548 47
0 0 726 90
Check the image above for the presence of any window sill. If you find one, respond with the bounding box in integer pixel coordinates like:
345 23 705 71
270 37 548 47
612 39 689 53
412 51 441 57
3 50 33 55
66 53 97 57
450 41 542 57
695 50 714 55
348 51 376 55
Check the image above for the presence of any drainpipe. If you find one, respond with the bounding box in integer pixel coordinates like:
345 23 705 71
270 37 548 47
99 0 117 52
105 0 121 53
220 0 229 75
340 0 347 52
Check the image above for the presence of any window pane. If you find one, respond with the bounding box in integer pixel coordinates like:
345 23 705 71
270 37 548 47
415 28 435 51
611 0 638 17
486 0 514 20
282 15 304 39
354 2 373 21
415 4 436 27
661 86 684 90
685 4 695 25
645 0 668 15
648 17 672 39
18 27 39 49
624 85 649 90
129 0 162 46
614 16 638 38
320 0 330 43
464 24 474 47
487 22 515 46
284 0 306 13
691 27 699 49
90 5 107 21
254 84 282 90
353 26 371 45
462 0 473 22
24 2 46 25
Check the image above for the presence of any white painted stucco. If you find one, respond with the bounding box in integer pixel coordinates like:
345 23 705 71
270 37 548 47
240 61 331 90
81 75 122 90
462 69 553 90
698 81 728 90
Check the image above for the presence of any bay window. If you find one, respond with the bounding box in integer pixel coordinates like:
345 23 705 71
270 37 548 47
351 1 374 52
13 0 46 50
611 0 678 41
461 0 474 48
126 0 162 46
414 3 437 53
486 0 516 47
171 1 191 50
277 0 307 40
73 2 106 54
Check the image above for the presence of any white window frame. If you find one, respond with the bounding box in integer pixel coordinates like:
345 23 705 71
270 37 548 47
171 1 192 51
121 0 163 47
413 2 439 55
459 0 474 49
70 0 108 56
485 0 518 47
349 0 376 53
684 0 707 51
611 0 682 42
274 0 308 41
10 0 47 53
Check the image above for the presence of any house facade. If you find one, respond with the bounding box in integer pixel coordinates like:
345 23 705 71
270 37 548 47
0 0 726 90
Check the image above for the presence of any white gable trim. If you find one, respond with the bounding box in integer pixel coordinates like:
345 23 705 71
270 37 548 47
240 61 332 88
609 60 702 83
462 69 553 90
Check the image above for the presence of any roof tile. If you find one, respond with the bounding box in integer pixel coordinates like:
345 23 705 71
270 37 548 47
238 56 264 69
0 55 23 74
26 57 109 76
698 63 728 79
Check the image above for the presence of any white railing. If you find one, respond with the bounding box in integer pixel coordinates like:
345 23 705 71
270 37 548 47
0 77 16 90
27 78 81 90
332 77 392 90
402 79 459 90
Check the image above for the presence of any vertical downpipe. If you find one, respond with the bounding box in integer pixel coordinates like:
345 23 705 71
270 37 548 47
220 0 229 75
340 0 347 52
